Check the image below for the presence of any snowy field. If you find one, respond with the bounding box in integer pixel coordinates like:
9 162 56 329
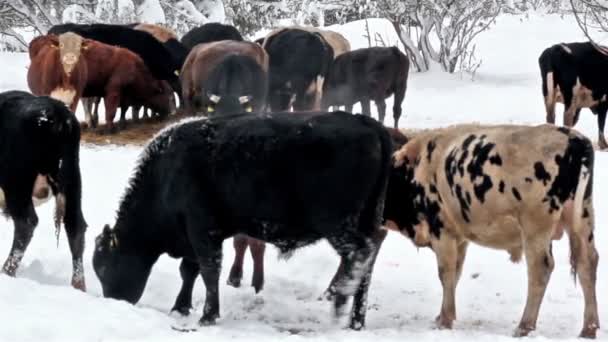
1 13 607 342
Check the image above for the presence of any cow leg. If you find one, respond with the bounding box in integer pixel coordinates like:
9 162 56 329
595 105 608 149
573 108 582 126
432 234 461 329
350 228 387 330
64 212 86 291
361 99 371 117
567 200 599 338
91 97 101 129
102 90 120 134
562 88 577 127
119 106 128 130
171 258 199 316
82 98 94 129
2 201 37 276
327 234 376 321
345 104 354 114
185 211 223 325
132 105 142 122
248 237 266 293
227 235 248 288
392 80 407 128
514 230 554 337
375 99 387 124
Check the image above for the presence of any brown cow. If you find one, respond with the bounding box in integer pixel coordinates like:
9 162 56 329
133 23 178 42
180 40 268 116
27 33 175 133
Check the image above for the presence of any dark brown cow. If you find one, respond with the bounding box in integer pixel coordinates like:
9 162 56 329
321 47 410 128
27 33 175 133
180 40 268 116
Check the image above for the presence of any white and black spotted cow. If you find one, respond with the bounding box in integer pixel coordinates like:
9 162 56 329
0 90 87 290
539 42 608 149
384 124 599 339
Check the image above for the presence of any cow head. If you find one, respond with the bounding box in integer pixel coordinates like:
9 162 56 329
382 137 433 246
145 81 176 118
204 92 255 116
56 32 88 76
92 224 155 304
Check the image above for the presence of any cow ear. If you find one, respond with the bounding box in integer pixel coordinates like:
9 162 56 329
102 224 112 236
393 142 420 167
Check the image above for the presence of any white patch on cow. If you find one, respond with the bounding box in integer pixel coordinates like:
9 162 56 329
50 87 76 107
0 186 5 210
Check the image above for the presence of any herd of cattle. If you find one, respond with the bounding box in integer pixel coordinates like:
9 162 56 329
25 22 409 133
0 20 605 340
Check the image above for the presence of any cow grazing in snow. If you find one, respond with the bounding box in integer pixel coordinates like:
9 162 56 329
92 111 392 330
180 40 268 116
321 46 409 127
262 28 334 111
180 23 244 52
48 23 181 94
27 33 175 133
84 23 187 122
539 41 608 149
0 90 87 290
384 124 599 338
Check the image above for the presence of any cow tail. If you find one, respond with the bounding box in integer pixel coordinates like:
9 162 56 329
568 135 594 284
57 115 87 235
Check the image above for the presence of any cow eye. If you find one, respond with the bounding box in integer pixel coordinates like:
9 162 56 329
59 43 64 49
207 105 215 113
244 105 253 113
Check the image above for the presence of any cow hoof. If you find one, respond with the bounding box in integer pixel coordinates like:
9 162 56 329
513 324 534 337
251 276 264 294
349 320 365 331
318 288 336 301
434 315 454 330
170 306 191 317
226 275 242 288
198 316 217 326
1 265 17 277
71 278 86 292
580 323 599 339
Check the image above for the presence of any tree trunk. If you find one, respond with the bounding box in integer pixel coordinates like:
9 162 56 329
391 20 428 72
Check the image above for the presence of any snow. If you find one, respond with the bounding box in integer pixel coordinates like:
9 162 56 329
0 12 606 342
136 0 167 24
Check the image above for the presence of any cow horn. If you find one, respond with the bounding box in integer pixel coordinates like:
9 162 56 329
208 94 221 104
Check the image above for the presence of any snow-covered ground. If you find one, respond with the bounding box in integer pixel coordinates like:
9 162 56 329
1 12 606 342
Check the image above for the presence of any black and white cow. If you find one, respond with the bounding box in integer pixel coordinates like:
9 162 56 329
539 41 608 148
383 124 599 338
263 28 334 111
0 90 87 290
92 111 392 330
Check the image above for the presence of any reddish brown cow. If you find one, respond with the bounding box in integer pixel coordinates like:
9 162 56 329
27 32 175 133
180 40 268 116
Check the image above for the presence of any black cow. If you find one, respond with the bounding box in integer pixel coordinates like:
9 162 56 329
264 28 334 111
47 23 181 94
92 111 392 330
322 47 409 128
181 23 243 51
539 41 608 149
203 55 268 115
0 90 87 290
